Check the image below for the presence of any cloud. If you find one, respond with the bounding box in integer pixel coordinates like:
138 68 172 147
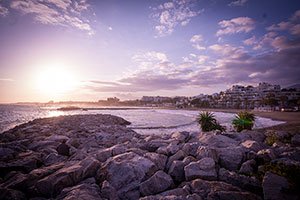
216 17 255 36
267 9 300 36
228 0 248 7
8 0 94 35
190 34 206 50
0 78 14 82
0 3 8 16
152 0 203 37
243 36 256 45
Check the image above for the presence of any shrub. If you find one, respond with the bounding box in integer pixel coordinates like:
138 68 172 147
232 111 255 132
197 111 226 132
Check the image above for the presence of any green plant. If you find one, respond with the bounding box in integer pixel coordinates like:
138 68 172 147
197 111 226 132
232 111 255 132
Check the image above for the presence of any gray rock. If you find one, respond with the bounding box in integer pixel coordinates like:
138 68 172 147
140 170 174 196
217 147 244 171
168 160 185 183
56 142 70 156
198 133 238 148
291 134 300 146
207 191 262 200
239 159 256 175
171 131 189 143
257 149 276 163
0 147 15 161
184 158 217 181
240 140 264 152
196 146 218 162
97 152 156 199
0 187 26 200
144 152 168 171
218 168 262 196
95 148 112 162
157 142 180 156
262 172 292 200
182 142 201 157
166 150 186 170
100 180 118 200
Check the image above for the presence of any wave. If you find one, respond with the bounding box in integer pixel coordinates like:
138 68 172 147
130 121 197 130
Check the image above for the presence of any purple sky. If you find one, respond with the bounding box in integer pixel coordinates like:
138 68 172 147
0 0 300 103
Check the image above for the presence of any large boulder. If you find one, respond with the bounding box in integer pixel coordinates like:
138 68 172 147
217 147 244 171
96 152 156 199
168 160 185 183
184 158 217 181
262 172 293 200
144 152 168 171
140 170 174 196
198 133 238 148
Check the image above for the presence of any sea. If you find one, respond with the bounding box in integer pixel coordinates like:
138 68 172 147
0 104 285 135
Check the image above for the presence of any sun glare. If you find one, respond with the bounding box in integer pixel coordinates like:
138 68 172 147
35 64 77 97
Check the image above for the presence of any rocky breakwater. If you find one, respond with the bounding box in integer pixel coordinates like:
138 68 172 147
0 114 300 200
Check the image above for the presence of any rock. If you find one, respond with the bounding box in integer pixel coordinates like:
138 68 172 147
0 187 26 200
110 144 127 156
291 134 300 146
157 142 180 156
239 159 256 175
196 146 218 162
184 158 217 181
96 152 156 199
198 133 238 148
0 147 15 161
159 188 190 197
207 191 262 200
240 140 264 152
43 153 66 166
182 142 201 157
46 135 69 143
35 157 100 197
262 172 292 200
234 130 266 143
95 148 112 162
186 193 203 200
218 168 262 196
166 150 186 170
144 153 168 171
56 178 102 200
171 131 189 143
187 179 242 199
257 149 276 163
100 180 118 200
141 139 169 152
140 170 174 196
1 172 28 191
56 142 70 156
168 160 185 183
217 147 244 171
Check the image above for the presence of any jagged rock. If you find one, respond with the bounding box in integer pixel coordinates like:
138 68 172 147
198 133 238 148
166 150 186 169
182 142 201 157
0 187 26 200
234 130 266 143
184 158 217 181
171 131 189 143
1 172 28 191
35 157 100 197
218 168 262 196
196 146 218 162
97 152 156 199
100 180 118 200
186 193 202 200
217 147 244 171
257 149 276 163
95 148 112 162
241 140 264 152
43 153 66 166
0 147 15 161
239 159 256 175
187 179 242 199
262 171 293 200
140 170 174 196
182 156 197 166
56 178 102 200
144 152 168 171
207 191 262 200
168 160 185 183
291 134 300 146
157 142 180 156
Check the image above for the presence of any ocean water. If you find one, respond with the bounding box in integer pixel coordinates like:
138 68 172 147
0 105 285 135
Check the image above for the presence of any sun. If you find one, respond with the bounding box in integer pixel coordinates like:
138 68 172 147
35 64 77 97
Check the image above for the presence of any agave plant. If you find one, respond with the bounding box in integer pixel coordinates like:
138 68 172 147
197 111 226 132
232 111 255 132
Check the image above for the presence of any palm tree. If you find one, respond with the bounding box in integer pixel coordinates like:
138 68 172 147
232 111 255 132
197 111 226 132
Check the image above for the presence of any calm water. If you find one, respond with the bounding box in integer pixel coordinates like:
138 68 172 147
0 105 285 135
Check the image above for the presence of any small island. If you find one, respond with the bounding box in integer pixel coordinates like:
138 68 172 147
0 114 299 199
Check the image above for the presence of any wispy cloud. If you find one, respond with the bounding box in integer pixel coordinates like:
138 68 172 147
8 0 94 35
216 17 255 36
228 0 248 7
267 9 300 36
190 34 206 50
0 78 14 82
0 1 8 16
152 0 203 37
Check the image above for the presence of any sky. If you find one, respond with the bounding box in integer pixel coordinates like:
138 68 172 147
0 0 300 103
